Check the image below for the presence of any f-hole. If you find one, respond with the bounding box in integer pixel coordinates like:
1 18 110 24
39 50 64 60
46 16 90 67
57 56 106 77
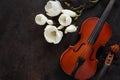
90 48 94 61
73 43 85 52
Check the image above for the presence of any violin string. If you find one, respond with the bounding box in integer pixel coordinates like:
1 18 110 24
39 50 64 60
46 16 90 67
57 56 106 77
79 0 116 60
88 0 115 44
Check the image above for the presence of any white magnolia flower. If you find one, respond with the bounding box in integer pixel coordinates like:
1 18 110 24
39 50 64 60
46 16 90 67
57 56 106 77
65 25 77 34
45 0 63 17
58 14 72 26
62 9 77 17
35 14 48 25
47 20 53 25
44 25 63 44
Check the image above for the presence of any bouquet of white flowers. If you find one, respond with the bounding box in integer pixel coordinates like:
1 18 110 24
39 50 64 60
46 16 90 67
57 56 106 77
35 0 99 44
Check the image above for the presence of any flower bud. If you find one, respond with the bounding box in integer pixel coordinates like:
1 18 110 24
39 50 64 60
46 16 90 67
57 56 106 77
35 14 47 25
65 25 77 34
47 20 53 25
57 25 64 30
62 9 77 17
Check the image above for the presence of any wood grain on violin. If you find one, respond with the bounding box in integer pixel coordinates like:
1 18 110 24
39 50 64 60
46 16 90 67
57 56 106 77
60 0 115 80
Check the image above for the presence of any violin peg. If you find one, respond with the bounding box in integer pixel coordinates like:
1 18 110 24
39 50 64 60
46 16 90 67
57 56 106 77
110 44 120 53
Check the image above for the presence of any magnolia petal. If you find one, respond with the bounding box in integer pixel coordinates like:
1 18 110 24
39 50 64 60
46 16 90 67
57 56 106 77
45 0 63 17
62 9 77 17
35 14 48 25
65 25 77 34
54 31 63 44
58 14 72 26
44 25 63 44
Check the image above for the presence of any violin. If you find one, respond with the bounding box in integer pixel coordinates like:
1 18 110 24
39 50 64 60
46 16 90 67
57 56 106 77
96 44 119 80
60 0 115 80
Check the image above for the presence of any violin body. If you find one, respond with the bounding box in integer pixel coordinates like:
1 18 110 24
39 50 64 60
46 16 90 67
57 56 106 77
60 17 112 80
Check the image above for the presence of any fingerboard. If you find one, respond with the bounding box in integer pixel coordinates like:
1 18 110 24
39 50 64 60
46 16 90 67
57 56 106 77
88 0 115 44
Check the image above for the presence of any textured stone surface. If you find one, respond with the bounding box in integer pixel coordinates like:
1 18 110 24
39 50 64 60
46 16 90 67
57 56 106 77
0 0 120 80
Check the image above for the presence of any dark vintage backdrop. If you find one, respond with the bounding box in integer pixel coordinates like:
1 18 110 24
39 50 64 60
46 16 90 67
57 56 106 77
0 0 120 80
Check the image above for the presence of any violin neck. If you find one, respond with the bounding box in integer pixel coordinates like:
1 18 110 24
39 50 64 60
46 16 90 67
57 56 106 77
88 0 115 44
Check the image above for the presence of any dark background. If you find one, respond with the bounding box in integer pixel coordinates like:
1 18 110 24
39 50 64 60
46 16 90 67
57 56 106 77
0 0 120 80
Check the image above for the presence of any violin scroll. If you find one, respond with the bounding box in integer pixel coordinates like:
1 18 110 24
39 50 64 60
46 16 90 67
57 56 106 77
96 44 119 80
